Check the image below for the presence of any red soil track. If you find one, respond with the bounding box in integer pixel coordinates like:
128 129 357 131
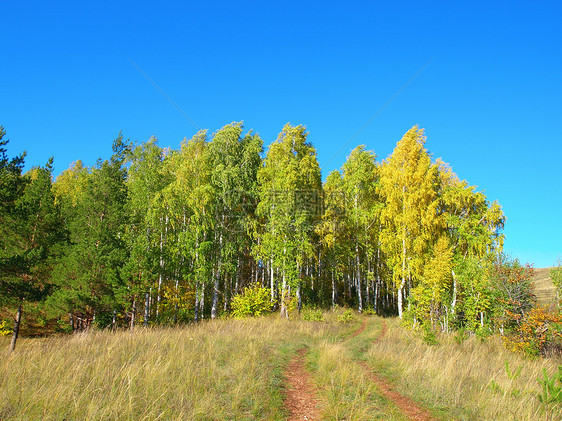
356 319 437 421
282 348 320 420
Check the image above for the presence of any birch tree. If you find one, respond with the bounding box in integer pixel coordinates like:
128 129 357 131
378 126 439 318
256 124 321 318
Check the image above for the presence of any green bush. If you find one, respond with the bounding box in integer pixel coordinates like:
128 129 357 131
0 319 11 336
337 309 354 323
231 283 272 318
422 326 439 346
302 307 324 322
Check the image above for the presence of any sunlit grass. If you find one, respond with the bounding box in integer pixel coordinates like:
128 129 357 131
0 317 339 420
366 317 562 420
3 312 562 420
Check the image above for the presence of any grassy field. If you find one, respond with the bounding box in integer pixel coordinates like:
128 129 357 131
2 312 562 420
366 318 562 420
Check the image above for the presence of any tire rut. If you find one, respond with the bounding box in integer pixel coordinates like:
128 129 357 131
282 347 320 421
353 319 437 421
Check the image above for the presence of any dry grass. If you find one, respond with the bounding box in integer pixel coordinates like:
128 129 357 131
0 317 341 420
308 318 408 420
366 317 562 420
3 313 562 420
533 267 556 308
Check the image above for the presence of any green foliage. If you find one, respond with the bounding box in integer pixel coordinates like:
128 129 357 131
0 122 513 334
231 283 272 318
505 361 522 381
337 309 354 323
454 327 467 344
0 320 11 336
301 307 324 321
422 325 439 346
538 366 562 405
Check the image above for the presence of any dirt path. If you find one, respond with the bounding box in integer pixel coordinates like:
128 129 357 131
349 318 367 338
282 348 320 421
355 319 437 421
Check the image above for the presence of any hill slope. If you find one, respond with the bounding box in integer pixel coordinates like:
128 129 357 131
533 267 556 308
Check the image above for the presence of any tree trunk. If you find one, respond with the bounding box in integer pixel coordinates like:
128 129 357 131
199 284 205 319
130 297 136 330
10 303 23 352
451 269 457 314
194 282 199 322
270 257 275 303
224 275 229 313
144 292 150 327
211 274 220 319
398 279 405 319
211 231 222 320
280 263 288 319
332 270 336 310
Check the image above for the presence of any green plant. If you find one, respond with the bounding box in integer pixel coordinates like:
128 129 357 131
422 326 439 346
505 361 522 381
337 310 354 323
488 379 503 394
362 307 376 316
302 307 324 322
538 366 562 405
0 320 11 336
454 327 467 345
231 283 272 318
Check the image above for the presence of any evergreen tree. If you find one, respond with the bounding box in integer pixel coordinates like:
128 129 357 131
1 127 64 349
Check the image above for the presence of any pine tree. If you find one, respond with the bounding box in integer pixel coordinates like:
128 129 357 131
1 127 64 349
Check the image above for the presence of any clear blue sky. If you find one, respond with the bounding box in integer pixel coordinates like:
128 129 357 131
1 1 561 267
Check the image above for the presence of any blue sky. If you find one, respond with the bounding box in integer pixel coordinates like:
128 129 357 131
1 1 561 267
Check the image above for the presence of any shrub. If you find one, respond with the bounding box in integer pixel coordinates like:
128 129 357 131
422 325 439 346
0 319 11 336
337 309 354 323
231 283 272 318
503 307 562 356
302 307 324 322
362 307 377 316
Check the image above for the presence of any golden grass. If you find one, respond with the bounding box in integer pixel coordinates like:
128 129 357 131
3 313 562 420
366 317 562 420
0 317 341 420
308 318 408 420
533 267 556 308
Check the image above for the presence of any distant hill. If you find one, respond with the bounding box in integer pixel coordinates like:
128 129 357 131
532 267 557 308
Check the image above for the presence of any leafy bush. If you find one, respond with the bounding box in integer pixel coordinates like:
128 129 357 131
454 327 467 345
231 283 272 318
337 309 354 323
302 307 324 322
362 307 377 316
503 307 562 356
0 320 11 336
422 326 439 346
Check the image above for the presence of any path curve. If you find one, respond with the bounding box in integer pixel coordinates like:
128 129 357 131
283 348 320 421
349 318 367 338
357 319 436 421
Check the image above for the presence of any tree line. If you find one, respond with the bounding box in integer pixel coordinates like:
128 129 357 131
2 122 538 350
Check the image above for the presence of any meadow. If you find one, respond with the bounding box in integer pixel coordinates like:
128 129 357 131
2 311 562 420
